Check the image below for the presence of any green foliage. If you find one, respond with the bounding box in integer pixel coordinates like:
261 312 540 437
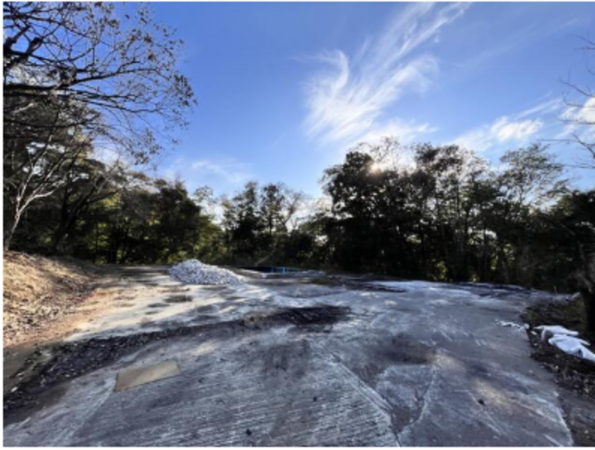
6 130 593 298
220 182 305 266
318 141 593 293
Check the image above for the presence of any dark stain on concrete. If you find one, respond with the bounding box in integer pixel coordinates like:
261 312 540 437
275 306 349 327
377 335 435 365
165 295 192 304
159 287 191 294
261 340 311 380
193 305 218 314
351 334 435 387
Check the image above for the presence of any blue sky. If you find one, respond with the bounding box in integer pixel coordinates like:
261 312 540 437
151 2 595 198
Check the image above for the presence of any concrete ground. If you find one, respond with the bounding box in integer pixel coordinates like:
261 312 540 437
4 267 576 446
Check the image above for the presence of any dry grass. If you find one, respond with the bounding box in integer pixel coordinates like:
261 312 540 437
3 251 98 347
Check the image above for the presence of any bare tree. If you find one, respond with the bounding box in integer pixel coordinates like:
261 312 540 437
558 36 595 334
560 37 595 169
3 2 195 248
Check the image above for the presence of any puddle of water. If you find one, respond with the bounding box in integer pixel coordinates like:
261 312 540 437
115 360 180 391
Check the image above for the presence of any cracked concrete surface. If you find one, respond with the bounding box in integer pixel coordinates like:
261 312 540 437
4 267 575 446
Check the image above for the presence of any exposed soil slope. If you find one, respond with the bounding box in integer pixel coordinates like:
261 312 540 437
3 251 99 347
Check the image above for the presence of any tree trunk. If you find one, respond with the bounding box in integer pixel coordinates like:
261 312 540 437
4 209 22 250
579 286 595 337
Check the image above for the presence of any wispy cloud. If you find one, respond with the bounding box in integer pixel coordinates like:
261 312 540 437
164 156 252 192
460 18 583 73
557 96 595 142
189 158 251 184
493 117 544 142
455 117 544 152
562 97 595 127
516 97 564 120
270 134 285 149
356 119 437 146
454 97 566 152
301 3 470 145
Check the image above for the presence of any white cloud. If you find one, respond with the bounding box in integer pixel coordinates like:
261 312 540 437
453 98 566 153
302 3 469 145
163 156 252 195
355 119 437 146
190 158 250 184
492 117 544 142
558 97 595 143
452 96 594 176
562 97 595 126
455 116 544 152
516 97 564 120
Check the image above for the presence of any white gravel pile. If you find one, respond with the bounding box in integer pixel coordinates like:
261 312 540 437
169 259 243 285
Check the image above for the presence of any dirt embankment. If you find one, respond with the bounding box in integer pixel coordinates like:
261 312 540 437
3 251 101 348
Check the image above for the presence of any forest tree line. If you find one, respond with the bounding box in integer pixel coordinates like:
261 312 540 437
5 131 595 297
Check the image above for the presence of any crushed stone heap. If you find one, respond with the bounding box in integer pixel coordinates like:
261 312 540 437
169 259 243 285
